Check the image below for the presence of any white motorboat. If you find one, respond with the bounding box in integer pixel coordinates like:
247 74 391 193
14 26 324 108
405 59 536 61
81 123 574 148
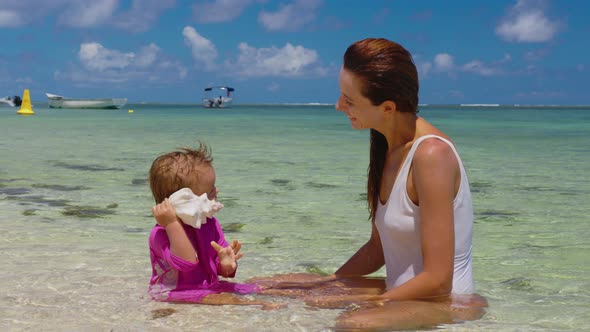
0 95 21 107
202 86 234 108
46 93 127 109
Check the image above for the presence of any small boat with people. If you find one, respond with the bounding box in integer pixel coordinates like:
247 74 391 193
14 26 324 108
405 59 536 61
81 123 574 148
202 86 234 108
45 93 127 109
0 95 22 107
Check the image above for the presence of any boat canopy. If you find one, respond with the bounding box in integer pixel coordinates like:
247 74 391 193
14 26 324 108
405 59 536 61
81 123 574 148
204 86 234 92
46 93 64 100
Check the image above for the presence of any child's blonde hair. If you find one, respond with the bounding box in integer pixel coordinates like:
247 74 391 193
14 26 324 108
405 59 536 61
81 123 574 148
148 142 213 203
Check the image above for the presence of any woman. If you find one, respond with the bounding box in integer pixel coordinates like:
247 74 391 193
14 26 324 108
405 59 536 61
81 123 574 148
336 37 474 295
253 38 487 330
328 37 486 329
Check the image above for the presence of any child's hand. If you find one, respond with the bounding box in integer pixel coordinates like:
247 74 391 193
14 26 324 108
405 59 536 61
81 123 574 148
211 240 243 277
152 198 179 228
229 239 242 258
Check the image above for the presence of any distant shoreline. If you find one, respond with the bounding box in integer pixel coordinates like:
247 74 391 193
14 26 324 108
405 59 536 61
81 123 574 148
16 102 590 109
133 103 590 108
138 103 590 108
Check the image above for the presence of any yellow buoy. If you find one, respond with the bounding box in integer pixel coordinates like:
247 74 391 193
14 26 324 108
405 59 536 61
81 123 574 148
17 89 34 115
128 109 134 113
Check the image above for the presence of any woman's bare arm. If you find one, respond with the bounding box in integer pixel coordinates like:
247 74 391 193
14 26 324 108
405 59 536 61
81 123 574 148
378 139 457 301
336 221 385 276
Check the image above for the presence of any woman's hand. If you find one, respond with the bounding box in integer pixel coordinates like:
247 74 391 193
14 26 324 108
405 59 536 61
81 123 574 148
211 239 243 277
152 198 179 228
270 274 338 290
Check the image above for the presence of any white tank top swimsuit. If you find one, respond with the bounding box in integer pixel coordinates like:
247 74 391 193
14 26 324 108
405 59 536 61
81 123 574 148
374 134 475 294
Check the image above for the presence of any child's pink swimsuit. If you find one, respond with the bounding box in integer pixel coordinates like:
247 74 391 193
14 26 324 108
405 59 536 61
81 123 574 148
148 217 259 302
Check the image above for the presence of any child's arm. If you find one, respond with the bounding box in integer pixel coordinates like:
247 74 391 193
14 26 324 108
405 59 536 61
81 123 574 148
211 240 243 277
152 198 197 263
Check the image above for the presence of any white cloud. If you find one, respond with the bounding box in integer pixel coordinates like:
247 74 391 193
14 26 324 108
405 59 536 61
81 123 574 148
0 10 22 27
0 1 65 27
258 0 323 31
79 43 135 71
412 55 432 78
182 26 218 71
267 82 280 91
434 53 454 71
58 0 118 27
461 53 511 76
496 0 559 43
54 68 128 84
55 41 186 84
227 42 321 78
423 53 507 77
135 43 161 67
192 0 255 23
461 61 500 76
0 0 172 31
418 62 432 78
113 0 176 32
157 60 188 79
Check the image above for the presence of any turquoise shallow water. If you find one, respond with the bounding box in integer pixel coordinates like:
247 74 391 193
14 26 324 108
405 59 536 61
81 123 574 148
1 104 589 331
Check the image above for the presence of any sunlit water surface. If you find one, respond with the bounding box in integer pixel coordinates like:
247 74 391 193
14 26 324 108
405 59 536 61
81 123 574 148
1 104 589 331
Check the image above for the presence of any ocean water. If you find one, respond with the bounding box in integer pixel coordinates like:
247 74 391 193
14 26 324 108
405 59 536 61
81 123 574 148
1 104 589 331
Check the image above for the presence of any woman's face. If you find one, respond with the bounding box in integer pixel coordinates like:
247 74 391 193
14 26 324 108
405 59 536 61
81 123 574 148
335 68 382 130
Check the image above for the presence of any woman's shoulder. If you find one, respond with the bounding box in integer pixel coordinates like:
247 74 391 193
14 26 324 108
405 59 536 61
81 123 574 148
414 119 453 147
413 135 457 167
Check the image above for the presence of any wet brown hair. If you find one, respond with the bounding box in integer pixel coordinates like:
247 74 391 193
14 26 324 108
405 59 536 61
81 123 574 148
148 142 213 203
343 38 419 221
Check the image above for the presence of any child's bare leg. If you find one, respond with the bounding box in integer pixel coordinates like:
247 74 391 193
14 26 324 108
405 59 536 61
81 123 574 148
200 293 286 310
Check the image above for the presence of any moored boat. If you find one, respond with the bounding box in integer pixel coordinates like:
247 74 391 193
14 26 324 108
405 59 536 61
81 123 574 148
202 86 234 108
46 93 127 109
0 95 22 107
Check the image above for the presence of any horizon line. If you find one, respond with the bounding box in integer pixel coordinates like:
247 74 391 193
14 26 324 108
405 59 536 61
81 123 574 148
16 101 590 108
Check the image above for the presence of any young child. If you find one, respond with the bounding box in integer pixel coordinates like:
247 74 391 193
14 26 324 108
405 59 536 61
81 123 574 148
148 142 278 308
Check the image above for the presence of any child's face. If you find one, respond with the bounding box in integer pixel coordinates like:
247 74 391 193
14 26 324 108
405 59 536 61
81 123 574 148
191 164 218 200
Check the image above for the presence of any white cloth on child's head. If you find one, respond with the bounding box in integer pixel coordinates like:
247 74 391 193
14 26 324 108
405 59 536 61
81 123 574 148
168 188 224 229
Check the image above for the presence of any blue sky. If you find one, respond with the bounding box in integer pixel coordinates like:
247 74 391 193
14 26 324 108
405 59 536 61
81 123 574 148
1 0 588 104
